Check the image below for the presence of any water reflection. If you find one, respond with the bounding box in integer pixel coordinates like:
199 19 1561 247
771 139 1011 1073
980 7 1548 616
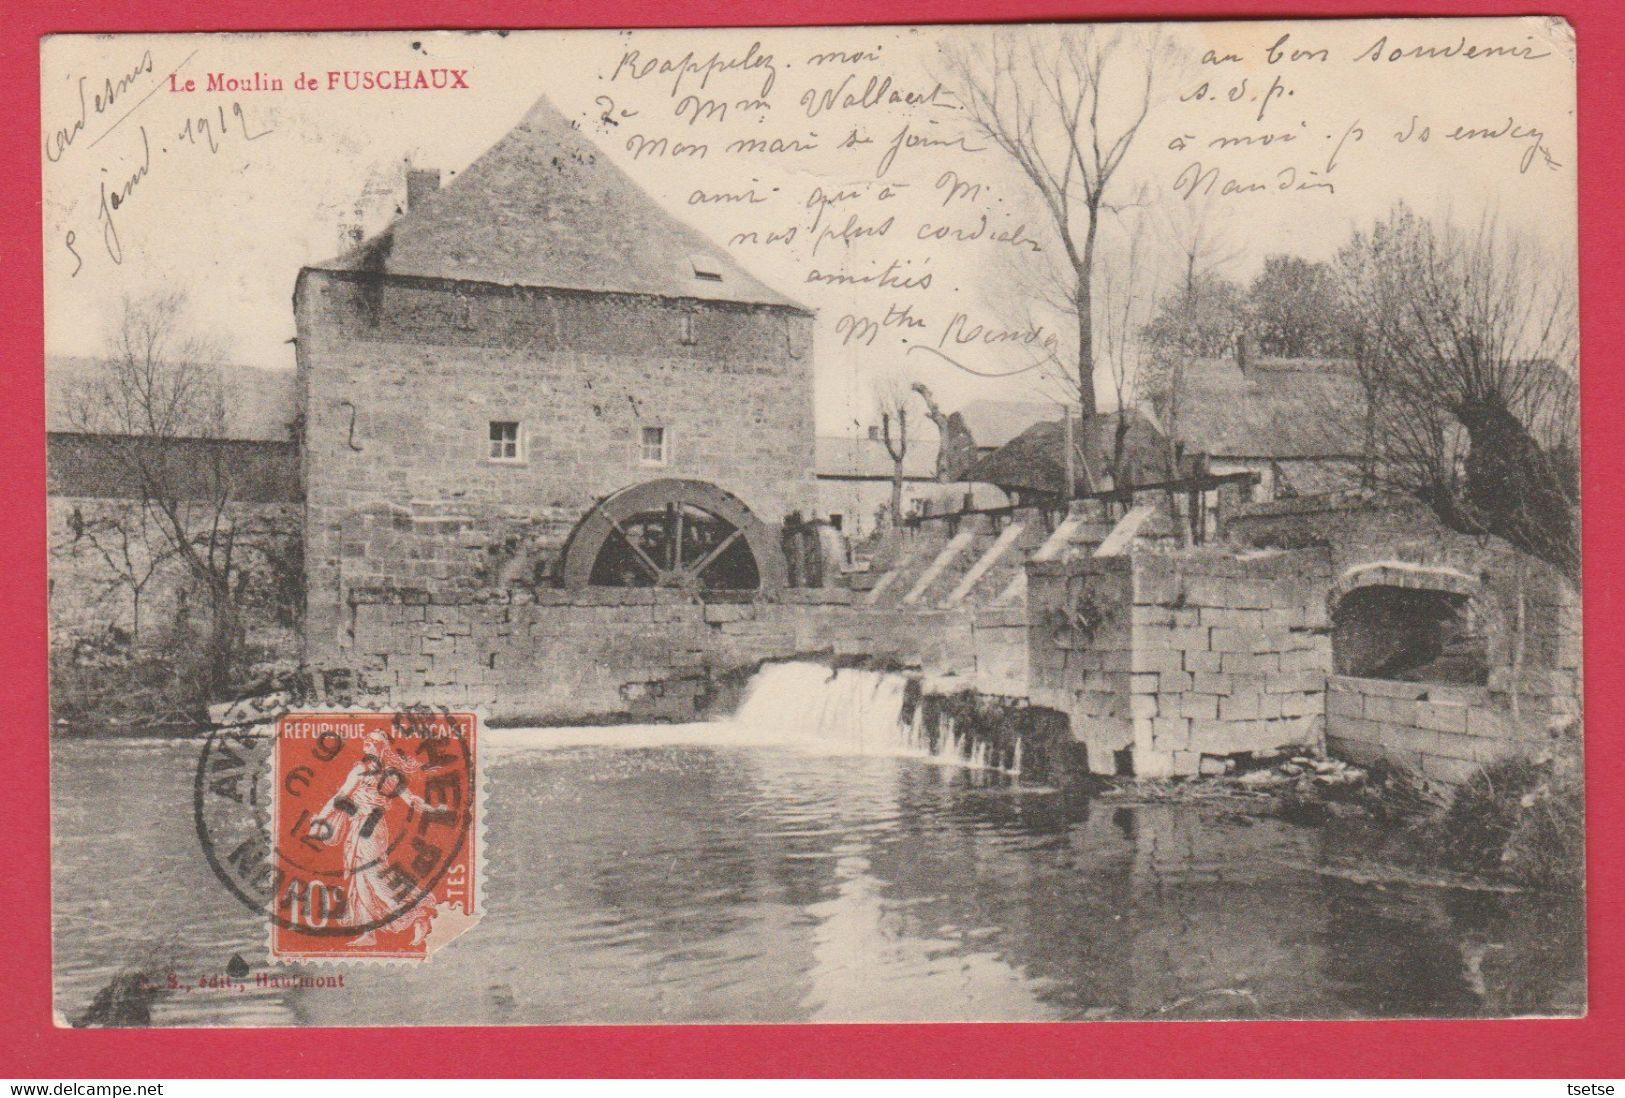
51 733 1583 1026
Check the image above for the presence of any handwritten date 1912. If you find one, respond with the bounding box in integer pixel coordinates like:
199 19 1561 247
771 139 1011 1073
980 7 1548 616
74 100 272 275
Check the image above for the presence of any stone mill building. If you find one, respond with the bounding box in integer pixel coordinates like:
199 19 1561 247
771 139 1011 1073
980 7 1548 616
295 97 817 664
287 95 1576 786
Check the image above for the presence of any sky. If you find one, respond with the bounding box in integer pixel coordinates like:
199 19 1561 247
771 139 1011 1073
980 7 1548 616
41 18 1577 434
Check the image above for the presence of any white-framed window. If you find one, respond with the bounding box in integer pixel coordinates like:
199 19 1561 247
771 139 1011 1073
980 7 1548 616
639 425 669 466
489 420 523 462
679 311 697 346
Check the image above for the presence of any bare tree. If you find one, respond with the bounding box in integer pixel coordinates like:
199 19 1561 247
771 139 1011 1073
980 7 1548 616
64 501 178 642
1336 205 1579 584
874 375 916 529
942 25 1167 418
910 382 979 483
1139 199 1244 539
1095 205 1155 484
67 292 261 697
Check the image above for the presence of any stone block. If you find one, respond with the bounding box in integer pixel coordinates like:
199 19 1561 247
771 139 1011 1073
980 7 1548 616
1208 628 1260 653
1171 750 1202 776
1221 652 1278 675
1166 627 1211 651
1131 694 1159 719
1278 692 1315 718
1266 670 1326 695
1192 672 1233 696
1419 684 1483 708
1465 705 1512 741
1131 646 1186 675
1152 717 1191 749
1160 671 1193 693
1181 693 1219 720
1364 695 1418 726
1189 719 1237 754
1184 576 1232 607
1132 606 1174 628
1414 702 1469 734
1133 747 1176 778
1220 691 1261 721
1183 649 1222 673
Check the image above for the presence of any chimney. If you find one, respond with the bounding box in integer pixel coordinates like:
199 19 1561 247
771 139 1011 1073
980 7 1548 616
405 167 441 211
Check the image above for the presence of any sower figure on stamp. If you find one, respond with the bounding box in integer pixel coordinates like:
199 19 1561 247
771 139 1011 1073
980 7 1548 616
311 730 454 947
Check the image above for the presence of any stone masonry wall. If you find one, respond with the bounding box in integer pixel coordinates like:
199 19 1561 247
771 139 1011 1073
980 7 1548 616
1027 554 1137 775
1326 676 1551 786
1228 492 1582 780
296 269 818 662
341 587 979 725
1028 546 1333 776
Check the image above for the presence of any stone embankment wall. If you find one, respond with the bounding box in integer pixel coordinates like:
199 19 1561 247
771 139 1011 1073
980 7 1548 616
1325 677 1552 785
1027 545 1333 776
338 586 1003 724
1227 493 1582 784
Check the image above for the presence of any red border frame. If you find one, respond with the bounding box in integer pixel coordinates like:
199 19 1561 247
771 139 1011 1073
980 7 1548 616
3 0 1619 1078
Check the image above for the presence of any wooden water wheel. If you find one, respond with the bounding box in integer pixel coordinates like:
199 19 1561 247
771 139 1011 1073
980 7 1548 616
558 478 786 590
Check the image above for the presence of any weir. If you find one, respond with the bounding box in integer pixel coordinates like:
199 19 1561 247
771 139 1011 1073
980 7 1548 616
730 660 1057 779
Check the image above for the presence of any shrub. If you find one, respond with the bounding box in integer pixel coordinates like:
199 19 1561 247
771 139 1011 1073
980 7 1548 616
1434 723 1584 892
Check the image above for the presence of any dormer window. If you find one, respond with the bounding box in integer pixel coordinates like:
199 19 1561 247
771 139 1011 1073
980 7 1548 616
690 255 724 283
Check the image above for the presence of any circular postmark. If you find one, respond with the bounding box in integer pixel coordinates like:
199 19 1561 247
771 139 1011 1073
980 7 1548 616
194 706 476 945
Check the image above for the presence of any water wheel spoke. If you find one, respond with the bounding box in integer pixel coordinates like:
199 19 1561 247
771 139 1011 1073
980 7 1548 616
564 478 782 591
604 515 663 581
684 527 743 584
667 504 685 573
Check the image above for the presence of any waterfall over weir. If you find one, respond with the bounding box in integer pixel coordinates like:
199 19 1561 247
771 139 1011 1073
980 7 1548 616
730 661 1023 776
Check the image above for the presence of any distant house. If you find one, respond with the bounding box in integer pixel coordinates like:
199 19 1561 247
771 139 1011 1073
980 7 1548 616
963 407 1171 505
815 431 976 539
1153 356 1367 501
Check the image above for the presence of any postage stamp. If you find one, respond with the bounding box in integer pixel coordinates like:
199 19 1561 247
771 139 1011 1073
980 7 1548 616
195 708 481 962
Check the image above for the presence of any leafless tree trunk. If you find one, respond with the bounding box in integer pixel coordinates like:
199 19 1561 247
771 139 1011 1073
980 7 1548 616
942 25 1165 419
875 376 915 529
1137 199 1241 543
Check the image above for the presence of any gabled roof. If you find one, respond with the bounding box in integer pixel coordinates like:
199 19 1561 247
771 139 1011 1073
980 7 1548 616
45 355 298 442
311 96 805 312
815 434 940 480
955 399 1059 451
964 408 1170 496
1161 356 1367 459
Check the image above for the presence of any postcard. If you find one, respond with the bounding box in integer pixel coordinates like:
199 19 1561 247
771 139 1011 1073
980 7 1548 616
42 17 1581 1027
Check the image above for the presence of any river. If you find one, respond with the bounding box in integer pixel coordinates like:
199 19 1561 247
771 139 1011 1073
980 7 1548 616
51 667 1583 1025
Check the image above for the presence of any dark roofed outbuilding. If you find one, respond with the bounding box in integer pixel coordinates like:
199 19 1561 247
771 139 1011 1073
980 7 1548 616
965 408 1171 499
